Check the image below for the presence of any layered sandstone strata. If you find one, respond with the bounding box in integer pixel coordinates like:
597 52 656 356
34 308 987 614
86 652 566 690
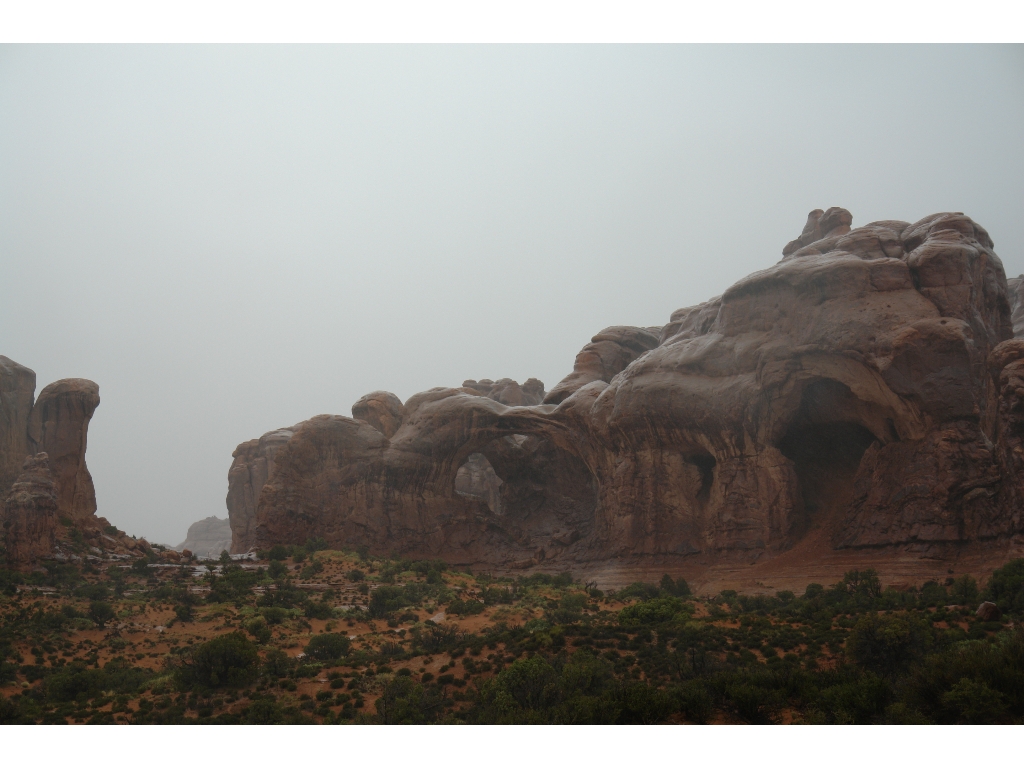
232 210 1024 570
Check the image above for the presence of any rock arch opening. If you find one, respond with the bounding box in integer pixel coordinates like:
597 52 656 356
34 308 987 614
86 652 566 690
454 452 503 514
454 433 599 551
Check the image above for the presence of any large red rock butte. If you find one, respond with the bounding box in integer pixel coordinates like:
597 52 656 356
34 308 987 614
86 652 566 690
227 210 1024 588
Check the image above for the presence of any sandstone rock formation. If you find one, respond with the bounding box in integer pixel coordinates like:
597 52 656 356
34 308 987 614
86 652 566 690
0 356 36 498
464 378 546 407
0 365 101 526
226 425 303 552
0 359 143 568
175 515 232 559
27 378 101 522
543 329 657 405
1 453 59 567
230 209 1024 574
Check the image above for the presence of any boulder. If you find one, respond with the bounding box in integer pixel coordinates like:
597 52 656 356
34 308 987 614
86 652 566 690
976 601 1002 621
351 391 405 438
1 453 59 567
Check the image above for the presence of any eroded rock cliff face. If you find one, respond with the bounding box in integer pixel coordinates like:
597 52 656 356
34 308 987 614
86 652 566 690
27 379 101 522
0 360 148 568
226 425 303 552
234 210 1024 571
1 453 59 567
0 357 36 498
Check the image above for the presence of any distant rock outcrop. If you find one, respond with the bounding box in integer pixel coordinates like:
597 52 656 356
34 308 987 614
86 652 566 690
228 210 1024 574
1 453 59 567
175 515 232 559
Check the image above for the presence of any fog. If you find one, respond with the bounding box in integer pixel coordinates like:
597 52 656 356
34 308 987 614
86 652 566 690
2 45 1022 545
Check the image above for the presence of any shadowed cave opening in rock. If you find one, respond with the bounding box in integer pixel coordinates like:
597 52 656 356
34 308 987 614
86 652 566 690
775 378 893 539
687 452 716 504
778 421 877 536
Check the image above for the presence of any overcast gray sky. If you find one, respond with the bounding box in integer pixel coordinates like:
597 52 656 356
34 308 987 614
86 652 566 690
2 45 1022 545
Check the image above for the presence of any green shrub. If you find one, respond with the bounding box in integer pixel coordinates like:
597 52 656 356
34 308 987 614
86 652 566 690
245 618 272 644
267 545 288 561
949 575 979 605
175 632 260 689
846 613 931 678
449 599 485 616
88 601 116 628
75 583 109 601
941 677 1008 724
262 648 294 678
618 597 688 627
347 569 365 582
984 559 1024 615
174 604 193 622
300 560 324 580
304 633 351 662
659 574 692 597
206 565 261 603
260 607 288 625
614 681 674 724
375 674 444 724
244 698 285 724
304 600 334 620
619 582 661 601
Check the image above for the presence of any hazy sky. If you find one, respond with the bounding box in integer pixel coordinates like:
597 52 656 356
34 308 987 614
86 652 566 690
2 45 1022 545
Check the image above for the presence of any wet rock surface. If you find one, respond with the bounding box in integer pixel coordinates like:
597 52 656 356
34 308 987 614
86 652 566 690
226 211 1024 572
